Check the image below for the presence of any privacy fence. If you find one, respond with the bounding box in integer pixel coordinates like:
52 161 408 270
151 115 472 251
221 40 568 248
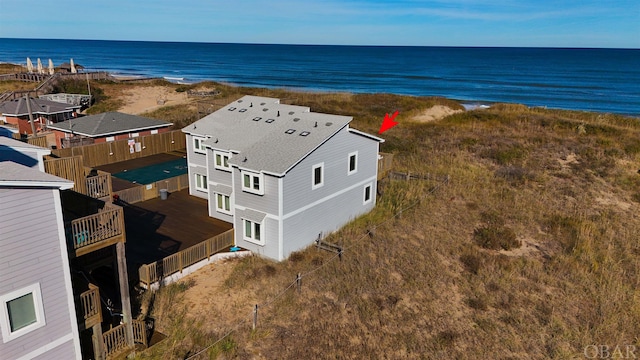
52 130 186 168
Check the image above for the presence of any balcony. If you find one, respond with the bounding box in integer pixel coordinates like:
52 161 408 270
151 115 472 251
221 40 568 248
66 205 125 257
76 283 102 331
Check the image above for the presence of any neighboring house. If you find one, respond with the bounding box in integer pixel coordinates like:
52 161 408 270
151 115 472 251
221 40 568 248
1 136 136 359
0 161 82 359
47 111 172 148
0 97 81 135
0 135 52 171
182 95 383 261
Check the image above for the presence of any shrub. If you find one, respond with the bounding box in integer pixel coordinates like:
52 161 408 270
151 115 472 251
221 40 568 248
460 253 483 275
473 226 520 250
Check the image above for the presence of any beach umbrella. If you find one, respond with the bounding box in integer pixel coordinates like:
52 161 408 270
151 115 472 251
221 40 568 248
37 58 43 74
70 58 77 74
48 59 54 75
26 57 33 73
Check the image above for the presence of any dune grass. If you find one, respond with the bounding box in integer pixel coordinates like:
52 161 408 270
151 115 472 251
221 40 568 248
128 88 640 359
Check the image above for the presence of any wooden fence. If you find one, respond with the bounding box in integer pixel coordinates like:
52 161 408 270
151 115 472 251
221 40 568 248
51 130 186 168
114 173 189 205
86 170 113 201
44 155 87 194
138 229 235 287
378 152 394 179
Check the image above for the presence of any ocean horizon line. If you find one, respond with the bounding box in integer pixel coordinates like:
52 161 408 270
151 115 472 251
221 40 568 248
1 37 638 51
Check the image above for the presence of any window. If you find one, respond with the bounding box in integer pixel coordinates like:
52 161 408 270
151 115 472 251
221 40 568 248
265 118 275 123
312 163 324 189
285 129 296 134
228 107 236 111
300 131 310 137
130 133 140 138
214 151 231 171
195 173 208 192
151 129 159 134
106 136 115 142
243 219 263 244
239 108 247 113
241 171 264 195
193 136 206 154
348 151 358 175
363 183 373 204
252 117 262 121
0 283 46 342
216 193 231 214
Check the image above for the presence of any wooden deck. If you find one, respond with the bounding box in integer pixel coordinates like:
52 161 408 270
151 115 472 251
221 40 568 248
122 189 233 267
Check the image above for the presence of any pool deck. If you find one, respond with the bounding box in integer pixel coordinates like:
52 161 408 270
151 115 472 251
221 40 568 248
122 188 233 268
95 151 187 191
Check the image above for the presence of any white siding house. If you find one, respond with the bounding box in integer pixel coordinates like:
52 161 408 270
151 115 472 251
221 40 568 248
183 96 383 261
0 161 82 359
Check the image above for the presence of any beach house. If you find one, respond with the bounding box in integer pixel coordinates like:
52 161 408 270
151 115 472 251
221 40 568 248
182 95 383 261
0 152 81 359
0 136 140 359
47 111 172 148
0 97 81 135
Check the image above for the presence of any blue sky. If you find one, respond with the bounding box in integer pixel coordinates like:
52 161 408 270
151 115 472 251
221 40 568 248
1 0 638 48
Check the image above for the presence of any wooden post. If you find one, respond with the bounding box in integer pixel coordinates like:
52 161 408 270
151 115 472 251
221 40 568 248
296 273 302 293
339 249 343 262
92 322 105 360
252 304 258 330
116 242 135 347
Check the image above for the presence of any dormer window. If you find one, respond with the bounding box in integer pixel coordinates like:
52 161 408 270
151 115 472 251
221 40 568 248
241 171 264 195
214 150 231 171
193 136 206 154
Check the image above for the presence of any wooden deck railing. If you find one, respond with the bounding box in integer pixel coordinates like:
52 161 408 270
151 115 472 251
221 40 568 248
378 152 394 179
139 229 234 287
86 171 113 200
114 172 189 205
69 207 124 256
77 284 102 331
102 323 128 358
132 319 148 347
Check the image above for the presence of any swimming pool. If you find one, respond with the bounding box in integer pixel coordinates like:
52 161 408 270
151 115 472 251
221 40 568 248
112 157 188 184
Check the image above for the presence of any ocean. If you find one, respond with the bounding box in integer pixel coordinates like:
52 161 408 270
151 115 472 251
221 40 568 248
1 38 638 116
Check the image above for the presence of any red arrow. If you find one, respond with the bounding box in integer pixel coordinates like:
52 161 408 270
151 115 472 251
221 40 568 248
379 110 399 134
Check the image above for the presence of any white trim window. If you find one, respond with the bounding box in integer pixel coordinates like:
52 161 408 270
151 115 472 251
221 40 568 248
106 136 115 142
193 136 206 154
348 151 358 175
312 163 324 189
214 151 231 171
243 219 264 245
195 173 208 192
216 193 231 214
363 183 373 204
150 129 159 134
242 171 264 195
0 283 46 342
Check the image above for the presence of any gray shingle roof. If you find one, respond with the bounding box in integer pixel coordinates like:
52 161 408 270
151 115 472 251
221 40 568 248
183 95 357 175
0 97 80 116
47 112 172 137
0 161 74 189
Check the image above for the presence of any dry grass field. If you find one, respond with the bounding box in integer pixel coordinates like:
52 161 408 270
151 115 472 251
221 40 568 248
129 87 640 359
3 77 639 358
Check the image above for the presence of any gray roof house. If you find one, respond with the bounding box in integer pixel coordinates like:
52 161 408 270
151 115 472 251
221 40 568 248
182 95 383 261
48 111 172 138
0 160 82 359
0 97 81 122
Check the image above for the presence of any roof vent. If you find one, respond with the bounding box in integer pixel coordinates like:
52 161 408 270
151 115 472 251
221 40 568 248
243 156 247 162
228 107 236 111
266 119 275 123
289 111 295 115
314 122 318 127
239 108 247 113
277 111 280 117
325 122 333 126
238 99 243 103
263 108 268 112
285 129 296 134
215 138 219 143
250 102 253 107
293 118 300 122
253 117 262 121
193 124 197 129
300 131 310 137
260 102 266 105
